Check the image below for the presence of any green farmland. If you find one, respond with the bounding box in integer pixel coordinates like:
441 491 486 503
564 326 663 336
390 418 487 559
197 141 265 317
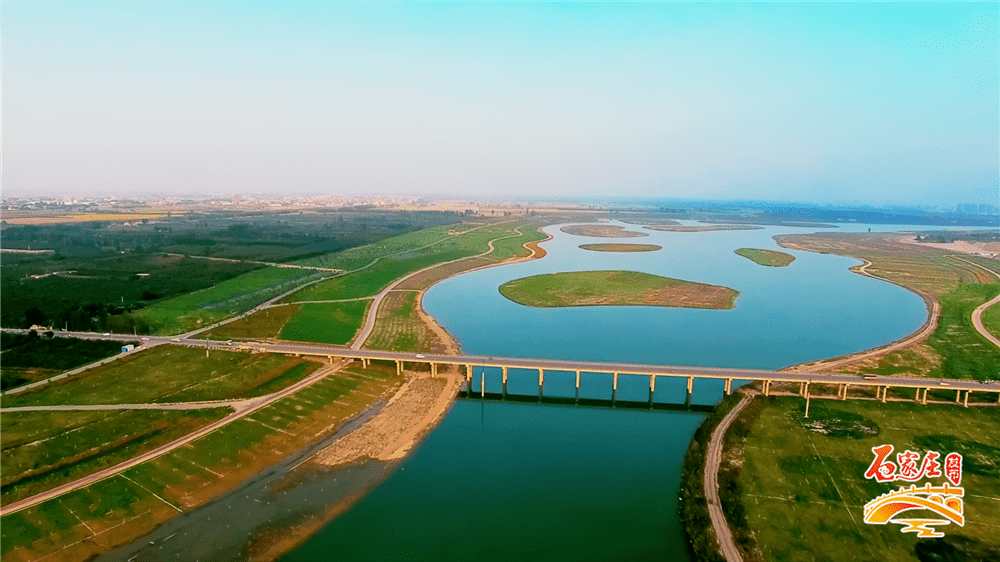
732 397 1000 562
279 301 370 345
0 346 319 407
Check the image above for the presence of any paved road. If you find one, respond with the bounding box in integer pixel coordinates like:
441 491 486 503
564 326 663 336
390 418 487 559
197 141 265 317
351 225 529 350
0 363 341 517
949 255 1000 350
0 399 255 413
5 329 999 395
704 393 753 562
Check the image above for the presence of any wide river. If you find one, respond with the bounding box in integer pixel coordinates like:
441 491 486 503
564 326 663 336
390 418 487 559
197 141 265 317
104 221 934 561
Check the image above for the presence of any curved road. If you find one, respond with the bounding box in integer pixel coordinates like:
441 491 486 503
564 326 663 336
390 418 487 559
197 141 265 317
948 255 1000 350
704 393 753 562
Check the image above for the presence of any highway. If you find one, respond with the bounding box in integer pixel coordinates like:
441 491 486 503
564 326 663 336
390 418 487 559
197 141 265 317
4 328 1000 395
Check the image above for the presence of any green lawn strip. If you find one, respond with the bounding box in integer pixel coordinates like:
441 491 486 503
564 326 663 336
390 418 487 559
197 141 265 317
158 356 318 403
294 224 458 270
489 225 546 260
499 270 739 309
279 301 369 345
0 409 228 506
926 283 1000 379
738 397 1000 562
134 267 322 335
1 347 298 407
734 248 796 267
0 334 128 392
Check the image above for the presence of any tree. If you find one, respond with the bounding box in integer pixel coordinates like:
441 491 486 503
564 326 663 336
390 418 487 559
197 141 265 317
24 307 47 328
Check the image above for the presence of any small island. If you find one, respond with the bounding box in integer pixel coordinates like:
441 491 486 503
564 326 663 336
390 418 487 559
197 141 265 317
734 248 795 267
498 270 739 309
560 225 648 238
579 243 662 252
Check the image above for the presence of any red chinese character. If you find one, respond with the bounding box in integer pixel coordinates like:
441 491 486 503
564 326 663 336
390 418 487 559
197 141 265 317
944 453 963 486
897 450 922 481
919 450 942 479
865 444 898 482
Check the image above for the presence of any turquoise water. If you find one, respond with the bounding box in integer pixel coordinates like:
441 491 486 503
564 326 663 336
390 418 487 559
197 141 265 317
282 401 704 562
282 222 930 561
422 221 927 369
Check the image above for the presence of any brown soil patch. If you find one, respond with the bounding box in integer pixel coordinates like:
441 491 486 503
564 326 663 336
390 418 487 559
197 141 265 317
560 224 648 238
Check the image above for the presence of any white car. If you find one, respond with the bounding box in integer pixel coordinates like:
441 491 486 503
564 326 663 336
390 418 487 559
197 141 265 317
415 354 425 359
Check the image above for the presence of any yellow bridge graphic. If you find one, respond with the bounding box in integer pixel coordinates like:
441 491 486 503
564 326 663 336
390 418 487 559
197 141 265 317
863 483 964 538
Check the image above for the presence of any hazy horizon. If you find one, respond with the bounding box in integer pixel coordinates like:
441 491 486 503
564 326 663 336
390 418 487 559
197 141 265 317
5 2 998 206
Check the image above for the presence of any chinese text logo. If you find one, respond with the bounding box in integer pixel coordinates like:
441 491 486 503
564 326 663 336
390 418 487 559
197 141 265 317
862 444 964 538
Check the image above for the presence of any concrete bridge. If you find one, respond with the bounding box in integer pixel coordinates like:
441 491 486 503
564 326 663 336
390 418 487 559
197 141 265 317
6 330 999 413
236 340 1000 414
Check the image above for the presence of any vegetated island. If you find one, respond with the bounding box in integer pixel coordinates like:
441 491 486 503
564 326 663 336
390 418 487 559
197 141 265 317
498 270 738 309
734 248 795 267
644 224 763 232
560 224 648 238
579 243 662 253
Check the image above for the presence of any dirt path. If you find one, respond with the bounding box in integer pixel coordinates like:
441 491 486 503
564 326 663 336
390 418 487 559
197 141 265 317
705 393 753 562
0 363 344 517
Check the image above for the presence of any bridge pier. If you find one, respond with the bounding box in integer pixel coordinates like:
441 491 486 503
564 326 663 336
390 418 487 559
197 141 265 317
648 375 656 405
724 378 732 396
922 387 928 405
963 390 969 408
502 366 508 398
575 370 581 403
612 372 619 403
431 362 437 377
955 389 961 404
798 382 805 397
841 383 849 400
396 360 402 377
481 372 485 399
538 369 545 399
882 385 888 403
915 387 920 402
465 365 472 396
763 379 770 397
686 376 694 405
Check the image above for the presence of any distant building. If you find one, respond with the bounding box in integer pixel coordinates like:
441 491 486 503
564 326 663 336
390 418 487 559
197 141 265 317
122 344 136 353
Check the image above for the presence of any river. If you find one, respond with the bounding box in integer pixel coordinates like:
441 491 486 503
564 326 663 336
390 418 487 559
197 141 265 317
103 220 935 561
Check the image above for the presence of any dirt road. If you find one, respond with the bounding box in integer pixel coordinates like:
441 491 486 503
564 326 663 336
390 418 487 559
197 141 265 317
704 393 753 562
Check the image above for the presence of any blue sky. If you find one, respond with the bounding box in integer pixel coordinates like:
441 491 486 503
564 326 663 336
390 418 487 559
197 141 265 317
5 2 998 205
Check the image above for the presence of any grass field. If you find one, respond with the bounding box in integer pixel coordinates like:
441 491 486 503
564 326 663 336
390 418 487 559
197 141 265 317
734 248 795 267
278 301 370 345
198 303 301 341
284 221 542 303
0 346 318 407
734 397 1000 562
133 267 322 335
294 224 459 270
0 363 403 561
498 270 739 309
1 409 229 506
579 243 662 252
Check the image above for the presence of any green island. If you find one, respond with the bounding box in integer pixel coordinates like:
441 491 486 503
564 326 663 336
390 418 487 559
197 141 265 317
498 270 739 309
579 243 661 252
734 247 796 267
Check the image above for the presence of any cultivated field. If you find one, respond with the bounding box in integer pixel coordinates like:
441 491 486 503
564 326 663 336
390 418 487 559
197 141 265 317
0 346 319 407
498 270 739 309
0 362 404 562
278 301 370 345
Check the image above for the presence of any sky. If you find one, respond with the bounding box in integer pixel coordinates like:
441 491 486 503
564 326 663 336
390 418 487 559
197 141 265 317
4 2 999 206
